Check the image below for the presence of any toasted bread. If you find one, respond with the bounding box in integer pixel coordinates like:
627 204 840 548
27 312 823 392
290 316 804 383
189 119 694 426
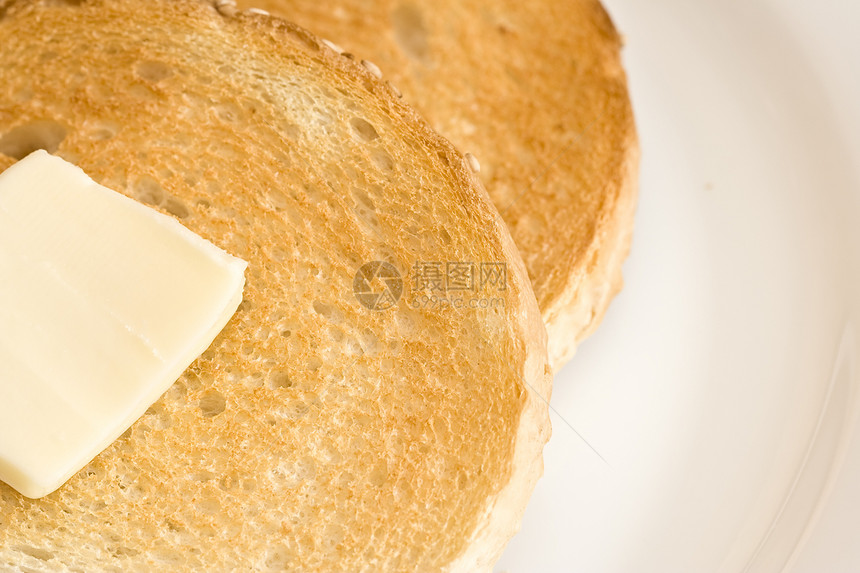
0 1 551 571
238 0 640 368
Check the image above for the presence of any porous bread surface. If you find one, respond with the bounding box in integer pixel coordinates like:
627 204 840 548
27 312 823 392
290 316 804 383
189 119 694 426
0 1 551 571
240 0 640 369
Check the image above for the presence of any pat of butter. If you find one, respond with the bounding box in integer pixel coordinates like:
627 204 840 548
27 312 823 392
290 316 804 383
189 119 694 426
0 150 247 499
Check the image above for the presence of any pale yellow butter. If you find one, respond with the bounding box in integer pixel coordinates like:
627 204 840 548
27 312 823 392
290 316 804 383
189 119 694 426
0 150 247 498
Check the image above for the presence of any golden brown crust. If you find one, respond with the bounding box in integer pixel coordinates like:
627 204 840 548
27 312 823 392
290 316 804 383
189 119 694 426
240 0 640 369
0 1 550 570
0 154 13 173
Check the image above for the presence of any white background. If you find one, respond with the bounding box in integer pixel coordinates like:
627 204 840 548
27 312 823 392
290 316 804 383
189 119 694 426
497 1 860 571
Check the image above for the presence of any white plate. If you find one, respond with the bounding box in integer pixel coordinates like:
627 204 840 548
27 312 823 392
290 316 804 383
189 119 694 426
497 1 860 571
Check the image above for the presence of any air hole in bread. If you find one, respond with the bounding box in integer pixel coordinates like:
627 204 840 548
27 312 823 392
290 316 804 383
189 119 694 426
268 371 293 389
360 330 380 355
56 149 80 165
152 547 184 565
198 390 226 418
394 311 417 337
11 87 33 104
190 471 216 483
14 545 54 562
392 478 413 504
312 300 341 322
135 60 173 83
88 120 120 141
144 404 172 430
0 120 67 160
302 183 323 203
264 546 290 570
264 187 290 211
351 188 375 211
211 140 241 160
128 83 156 100
392 3 428 61
353 207 381 232
133 175 164 206
328 326 344 344
349 117 379 142
194 496 221 516
113 546 139 558
368 459 388 487
165 379 187 401
311 107 334 127
163 195 190 219
214 102 241 123
371 150 395 171
281 123 301 140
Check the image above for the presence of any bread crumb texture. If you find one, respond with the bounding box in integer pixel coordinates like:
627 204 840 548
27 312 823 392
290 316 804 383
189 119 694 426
0 1 550 571
240 0 640 368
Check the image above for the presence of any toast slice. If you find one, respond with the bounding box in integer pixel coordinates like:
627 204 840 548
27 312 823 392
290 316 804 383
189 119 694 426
237 0 640 369
0 1 551 571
